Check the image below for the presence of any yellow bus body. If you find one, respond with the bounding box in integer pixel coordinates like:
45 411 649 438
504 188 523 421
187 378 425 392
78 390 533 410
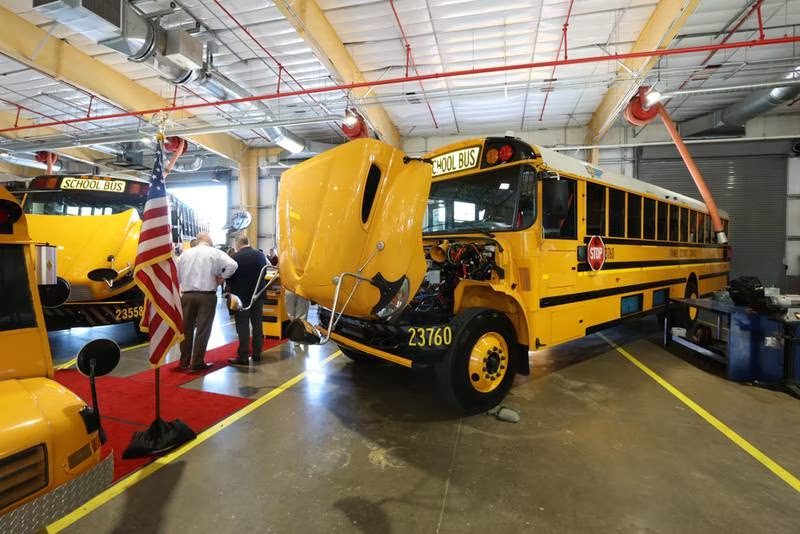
278 137 730 410
19 175 205 331
0 186 112 530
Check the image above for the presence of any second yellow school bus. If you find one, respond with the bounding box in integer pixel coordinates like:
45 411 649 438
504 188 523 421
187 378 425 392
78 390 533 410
278 137 730 411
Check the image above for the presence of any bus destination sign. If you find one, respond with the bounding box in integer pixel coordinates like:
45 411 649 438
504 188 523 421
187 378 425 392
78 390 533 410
61 177 126 193
431 146 480 177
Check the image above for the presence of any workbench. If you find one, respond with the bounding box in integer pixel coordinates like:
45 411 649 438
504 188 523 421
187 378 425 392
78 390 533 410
664 297 800 394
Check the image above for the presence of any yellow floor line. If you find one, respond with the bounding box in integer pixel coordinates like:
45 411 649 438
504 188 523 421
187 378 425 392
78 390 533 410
121 342 148 352
598 333 800 493
46 350 342 533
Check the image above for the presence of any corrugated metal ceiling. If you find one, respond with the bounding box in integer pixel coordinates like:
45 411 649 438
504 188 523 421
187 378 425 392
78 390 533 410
0 0 798 164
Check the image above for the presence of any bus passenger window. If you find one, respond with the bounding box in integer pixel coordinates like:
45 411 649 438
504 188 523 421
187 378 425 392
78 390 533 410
679 207 688 242
689 210 697 242
669 205 679 241
643 198 656 239
542 178 576 239
609 189 625 237
585 182 605 236
627 194 642 239
657 202 667 240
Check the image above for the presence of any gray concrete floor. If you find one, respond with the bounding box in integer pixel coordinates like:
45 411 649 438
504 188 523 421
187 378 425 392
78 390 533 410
51 306 800 533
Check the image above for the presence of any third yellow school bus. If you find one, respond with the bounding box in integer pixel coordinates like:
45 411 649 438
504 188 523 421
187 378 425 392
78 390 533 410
278 137 730 411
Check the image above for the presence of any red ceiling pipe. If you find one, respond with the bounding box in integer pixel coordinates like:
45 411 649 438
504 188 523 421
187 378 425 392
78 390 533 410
676 0 763 91
388 0 439 128
1 34 798 135
212 0 325 110
539 0 575 121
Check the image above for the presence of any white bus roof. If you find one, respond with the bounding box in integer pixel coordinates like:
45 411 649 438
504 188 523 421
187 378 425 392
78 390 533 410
533 144 730 219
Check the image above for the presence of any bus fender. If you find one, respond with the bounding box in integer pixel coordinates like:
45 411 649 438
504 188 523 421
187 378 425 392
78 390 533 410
453 283 531 375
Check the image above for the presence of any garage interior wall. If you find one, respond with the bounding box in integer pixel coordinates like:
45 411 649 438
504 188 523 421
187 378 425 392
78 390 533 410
258 174 279 253
637 141 793 289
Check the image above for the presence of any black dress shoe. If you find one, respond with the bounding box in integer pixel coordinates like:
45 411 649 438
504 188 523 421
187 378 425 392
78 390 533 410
251 354 262 363
227 357 250 366
189 362 214 372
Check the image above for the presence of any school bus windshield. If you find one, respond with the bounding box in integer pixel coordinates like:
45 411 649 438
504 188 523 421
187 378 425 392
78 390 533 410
422 164 536 234
22 190 146 216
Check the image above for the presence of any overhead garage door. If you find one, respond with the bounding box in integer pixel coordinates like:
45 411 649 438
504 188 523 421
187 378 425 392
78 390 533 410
637 141 790 288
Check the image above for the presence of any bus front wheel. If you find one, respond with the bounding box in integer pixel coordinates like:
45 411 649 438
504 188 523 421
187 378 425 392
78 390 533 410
435 308 519 413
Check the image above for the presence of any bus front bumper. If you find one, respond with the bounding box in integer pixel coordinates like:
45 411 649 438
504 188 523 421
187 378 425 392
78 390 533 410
0 452 113 532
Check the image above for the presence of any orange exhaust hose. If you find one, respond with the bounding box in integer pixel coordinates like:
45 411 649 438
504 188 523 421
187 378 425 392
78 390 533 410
45 152 57 175
164 138 186 177
656 105 728 244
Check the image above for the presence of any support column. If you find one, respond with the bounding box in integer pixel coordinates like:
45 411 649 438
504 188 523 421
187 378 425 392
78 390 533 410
239 149 261 246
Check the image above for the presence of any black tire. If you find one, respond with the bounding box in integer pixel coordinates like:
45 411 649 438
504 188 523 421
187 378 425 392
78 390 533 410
675 278 699 329
435 308 520 413
338 344 374 363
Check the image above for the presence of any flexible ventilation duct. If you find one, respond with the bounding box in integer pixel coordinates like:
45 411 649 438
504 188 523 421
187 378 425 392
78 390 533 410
34 0 331 155
681 65 800 137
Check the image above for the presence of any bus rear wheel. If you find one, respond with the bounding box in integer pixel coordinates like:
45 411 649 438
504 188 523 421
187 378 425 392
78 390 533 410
435 308 519 413
675 279 699 329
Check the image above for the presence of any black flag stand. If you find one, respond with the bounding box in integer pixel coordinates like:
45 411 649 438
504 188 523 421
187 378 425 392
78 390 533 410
123 367 196 459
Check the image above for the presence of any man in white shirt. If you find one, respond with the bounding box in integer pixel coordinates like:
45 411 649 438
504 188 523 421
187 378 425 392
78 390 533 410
177 231 238 371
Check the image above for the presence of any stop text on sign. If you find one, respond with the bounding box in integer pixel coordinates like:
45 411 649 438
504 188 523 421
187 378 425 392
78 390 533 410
586 235 606 271
431 146 480 177
61 177 126 193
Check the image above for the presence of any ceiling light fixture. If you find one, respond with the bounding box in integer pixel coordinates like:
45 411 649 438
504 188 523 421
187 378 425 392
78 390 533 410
343 111 359 128
644 89 663 108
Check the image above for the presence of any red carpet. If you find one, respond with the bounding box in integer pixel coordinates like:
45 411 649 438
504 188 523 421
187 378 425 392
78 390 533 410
129 337 285 387
53 339 292 481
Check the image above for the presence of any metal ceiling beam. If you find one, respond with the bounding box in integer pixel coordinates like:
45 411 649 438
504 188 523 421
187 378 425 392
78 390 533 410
0 109 108 165
585 0 700 162
273 0 401 147
0 5 247 162
0 160 38 178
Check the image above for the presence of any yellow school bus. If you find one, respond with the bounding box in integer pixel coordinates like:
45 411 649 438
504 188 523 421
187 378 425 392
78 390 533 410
15 175 207 334
0 185 113 530
278 137 730 411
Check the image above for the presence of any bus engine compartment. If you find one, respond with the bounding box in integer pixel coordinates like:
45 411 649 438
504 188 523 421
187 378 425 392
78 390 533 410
404 239 505 324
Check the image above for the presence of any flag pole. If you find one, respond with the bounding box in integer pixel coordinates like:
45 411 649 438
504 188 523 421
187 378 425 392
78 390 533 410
155 366 161 422
123 116 195 458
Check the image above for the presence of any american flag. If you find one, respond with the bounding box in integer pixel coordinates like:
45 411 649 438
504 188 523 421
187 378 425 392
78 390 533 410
134 141 184 365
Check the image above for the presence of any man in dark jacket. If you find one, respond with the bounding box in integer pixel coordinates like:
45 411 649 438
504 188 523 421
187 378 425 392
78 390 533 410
227 235 268 365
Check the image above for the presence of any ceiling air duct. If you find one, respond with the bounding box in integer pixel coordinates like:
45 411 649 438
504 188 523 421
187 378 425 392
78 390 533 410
33 0 332 154
681 66 800 137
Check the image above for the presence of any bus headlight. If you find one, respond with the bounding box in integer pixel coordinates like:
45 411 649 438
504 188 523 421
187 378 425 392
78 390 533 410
374 278 410 320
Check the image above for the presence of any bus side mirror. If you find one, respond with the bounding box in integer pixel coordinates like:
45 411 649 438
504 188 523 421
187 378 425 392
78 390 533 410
77 339 120 444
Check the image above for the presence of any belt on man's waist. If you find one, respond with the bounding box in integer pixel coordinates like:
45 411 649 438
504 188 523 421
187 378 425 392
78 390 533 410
183 290 216 294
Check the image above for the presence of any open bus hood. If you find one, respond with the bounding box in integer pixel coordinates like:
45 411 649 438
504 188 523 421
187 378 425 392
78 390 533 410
278 139 431 319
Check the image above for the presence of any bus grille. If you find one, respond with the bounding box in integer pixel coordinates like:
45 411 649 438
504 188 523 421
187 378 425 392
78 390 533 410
0 445 48 510
67 285 94 302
